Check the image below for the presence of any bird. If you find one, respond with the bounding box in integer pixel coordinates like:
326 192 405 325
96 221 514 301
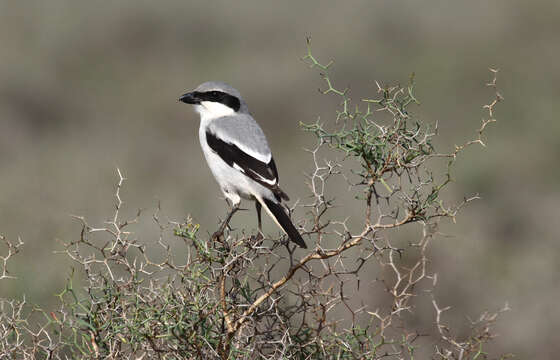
179 81 307 248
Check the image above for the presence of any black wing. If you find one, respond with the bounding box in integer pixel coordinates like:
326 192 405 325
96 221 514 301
206 130 289 201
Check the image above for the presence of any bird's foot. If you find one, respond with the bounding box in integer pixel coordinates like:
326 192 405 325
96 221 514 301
212 204 241 243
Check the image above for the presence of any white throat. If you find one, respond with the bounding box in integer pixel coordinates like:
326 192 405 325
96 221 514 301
195 101 236 122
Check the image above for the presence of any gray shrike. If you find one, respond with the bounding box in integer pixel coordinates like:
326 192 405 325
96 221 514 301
179 81 307 248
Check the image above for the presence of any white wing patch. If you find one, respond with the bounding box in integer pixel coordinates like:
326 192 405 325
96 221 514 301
232 162 277 185
232 163 244 172
253 172 277 185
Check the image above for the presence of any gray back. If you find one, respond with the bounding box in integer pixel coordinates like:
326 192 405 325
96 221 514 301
208 113 271 159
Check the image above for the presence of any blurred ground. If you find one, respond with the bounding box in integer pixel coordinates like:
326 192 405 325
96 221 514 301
1 1 559 357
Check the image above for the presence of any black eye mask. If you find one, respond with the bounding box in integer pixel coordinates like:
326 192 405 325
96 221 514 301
196 91 241 112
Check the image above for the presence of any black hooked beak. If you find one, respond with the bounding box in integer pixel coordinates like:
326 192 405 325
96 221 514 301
179 92 200 104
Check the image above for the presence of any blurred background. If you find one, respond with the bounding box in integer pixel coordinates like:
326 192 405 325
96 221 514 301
0 0 558 357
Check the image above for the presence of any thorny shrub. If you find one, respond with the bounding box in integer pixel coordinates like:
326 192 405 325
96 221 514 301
0 43 509 359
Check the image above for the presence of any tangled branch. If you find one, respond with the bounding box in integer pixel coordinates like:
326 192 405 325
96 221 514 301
0 44 508 359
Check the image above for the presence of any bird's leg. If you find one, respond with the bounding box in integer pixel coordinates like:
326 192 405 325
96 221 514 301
252 200 264 243
256 201 262 232
212 202 240 242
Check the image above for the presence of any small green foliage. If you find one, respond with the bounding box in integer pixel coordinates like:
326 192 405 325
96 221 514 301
302 39 470 228
174 219 199 240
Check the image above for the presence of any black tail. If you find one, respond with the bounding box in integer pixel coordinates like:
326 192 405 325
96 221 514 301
262 198 307 248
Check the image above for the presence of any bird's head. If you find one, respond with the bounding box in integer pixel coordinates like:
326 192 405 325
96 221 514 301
179 81 246 119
